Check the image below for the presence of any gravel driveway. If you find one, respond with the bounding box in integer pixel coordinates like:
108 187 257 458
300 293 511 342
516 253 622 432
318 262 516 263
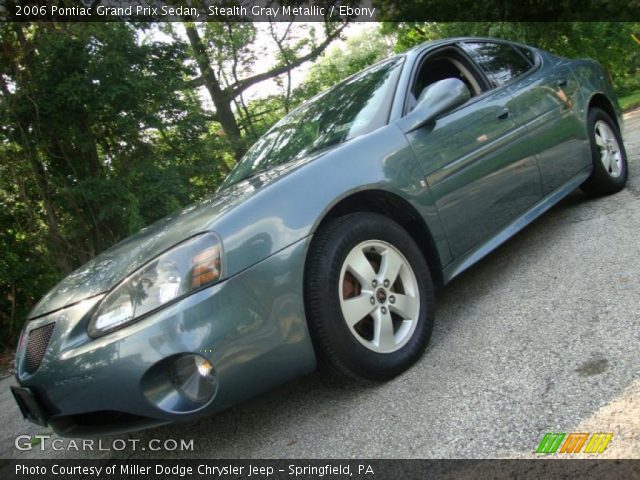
2 109 639 460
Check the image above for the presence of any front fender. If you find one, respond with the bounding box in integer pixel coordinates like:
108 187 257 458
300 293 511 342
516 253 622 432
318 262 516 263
211 124 450 279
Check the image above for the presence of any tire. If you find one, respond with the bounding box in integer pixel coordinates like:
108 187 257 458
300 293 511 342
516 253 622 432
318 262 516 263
580 108 628 196
304 212 435 382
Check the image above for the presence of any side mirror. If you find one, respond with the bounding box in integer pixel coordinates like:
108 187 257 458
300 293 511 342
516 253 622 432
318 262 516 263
398 78 471 133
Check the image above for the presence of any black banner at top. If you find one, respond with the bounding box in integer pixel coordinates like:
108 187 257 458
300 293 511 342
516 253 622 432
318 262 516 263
1 0 639 22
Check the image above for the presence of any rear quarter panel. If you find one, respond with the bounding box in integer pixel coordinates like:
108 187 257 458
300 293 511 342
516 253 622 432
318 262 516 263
567 58 624 134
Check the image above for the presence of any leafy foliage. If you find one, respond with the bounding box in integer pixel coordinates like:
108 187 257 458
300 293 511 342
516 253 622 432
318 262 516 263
296 27 392 100
244 27 392 139
0 23 226 347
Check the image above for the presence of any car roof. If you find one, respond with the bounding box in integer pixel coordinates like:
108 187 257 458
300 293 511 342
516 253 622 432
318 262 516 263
404 36 535 58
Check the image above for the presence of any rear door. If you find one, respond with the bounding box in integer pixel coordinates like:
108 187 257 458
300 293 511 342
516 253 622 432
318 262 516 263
463 41 589 194
403 45 542 259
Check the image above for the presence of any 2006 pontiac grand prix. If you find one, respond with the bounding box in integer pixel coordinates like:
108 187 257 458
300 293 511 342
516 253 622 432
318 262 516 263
12 37 627 436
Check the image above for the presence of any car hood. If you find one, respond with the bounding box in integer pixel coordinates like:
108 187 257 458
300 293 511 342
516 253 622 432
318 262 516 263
28 156 317 319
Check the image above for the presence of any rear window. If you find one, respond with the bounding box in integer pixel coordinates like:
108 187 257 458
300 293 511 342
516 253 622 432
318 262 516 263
464 42 533 87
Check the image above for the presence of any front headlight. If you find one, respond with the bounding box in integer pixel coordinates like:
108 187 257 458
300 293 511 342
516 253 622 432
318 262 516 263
89 232 223 337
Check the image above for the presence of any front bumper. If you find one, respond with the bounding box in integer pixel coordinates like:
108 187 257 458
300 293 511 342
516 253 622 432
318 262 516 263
14 237 316 437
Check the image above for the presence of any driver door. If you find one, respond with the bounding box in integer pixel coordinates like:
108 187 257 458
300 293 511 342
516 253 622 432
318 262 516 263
403 45 542 258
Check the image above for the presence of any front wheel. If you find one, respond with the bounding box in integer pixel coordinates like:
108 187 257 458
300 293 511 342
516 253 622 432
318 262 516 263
304 213 435 382
581 108 628 196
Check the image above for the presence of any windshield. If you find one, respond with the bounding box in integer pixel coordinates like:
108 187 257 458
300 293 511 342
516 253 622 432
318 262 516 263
221 56 404 187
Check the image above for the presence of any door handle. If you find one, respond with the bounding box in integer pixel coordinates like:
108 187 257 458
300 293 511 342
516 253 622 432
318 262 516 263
557 78 568 87
497 107 510 120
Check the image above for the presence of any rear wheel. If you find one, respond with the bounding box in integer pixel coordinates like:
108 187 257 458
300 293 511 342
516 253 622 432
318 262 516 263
304 213 435 382
581 108 627 196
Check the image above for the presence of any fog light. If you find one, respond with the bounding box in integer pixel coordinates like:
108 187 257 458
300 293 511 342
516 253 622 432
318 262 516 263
171 354 216 404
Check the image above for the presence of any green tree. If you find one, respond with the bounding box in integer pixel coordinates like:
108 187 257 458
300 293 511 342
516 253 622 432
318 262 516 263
181 18 349 161
0 23 225 347
244 26 393 138
297 26 393 100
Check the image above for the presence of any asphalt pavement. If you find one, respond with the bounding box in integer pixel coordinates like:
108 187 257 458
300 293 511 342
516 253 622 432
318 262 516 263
1 109 638 460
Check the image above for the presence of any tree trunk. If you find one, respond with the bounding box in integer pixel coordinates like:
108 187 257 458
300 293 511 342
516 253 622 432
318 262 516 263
184 24 246 161
9 283 16 337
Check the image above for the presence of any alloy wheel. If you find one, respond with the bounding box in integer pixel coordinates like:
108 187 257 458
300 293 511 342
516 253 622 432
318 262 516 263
339 240 420 354
594 120 623 178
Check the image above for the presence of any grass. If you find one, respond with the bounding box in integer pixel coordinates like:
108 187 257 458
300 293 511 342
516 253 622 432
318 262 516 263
619 90 640 111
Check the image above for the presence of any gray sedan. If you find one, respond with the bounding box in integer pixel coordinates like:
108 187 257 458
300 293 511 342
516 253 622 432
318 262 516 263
11 37 627 436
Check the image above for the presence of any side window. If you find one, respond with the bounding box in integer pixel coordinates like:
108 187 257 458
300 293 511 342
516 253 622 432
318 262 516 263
406 48 487 113
516 45 537 66
464 42 533 87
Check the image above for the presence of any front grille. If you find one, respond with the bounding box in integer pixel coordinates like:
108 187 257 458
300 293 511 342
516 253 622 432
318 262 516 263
25 323 55 374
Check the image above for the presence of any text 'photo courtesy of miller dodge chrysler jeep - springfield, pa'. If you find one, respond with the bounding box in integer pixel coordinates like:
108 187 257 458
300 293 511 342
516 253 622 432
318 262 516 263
12 37 627 437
